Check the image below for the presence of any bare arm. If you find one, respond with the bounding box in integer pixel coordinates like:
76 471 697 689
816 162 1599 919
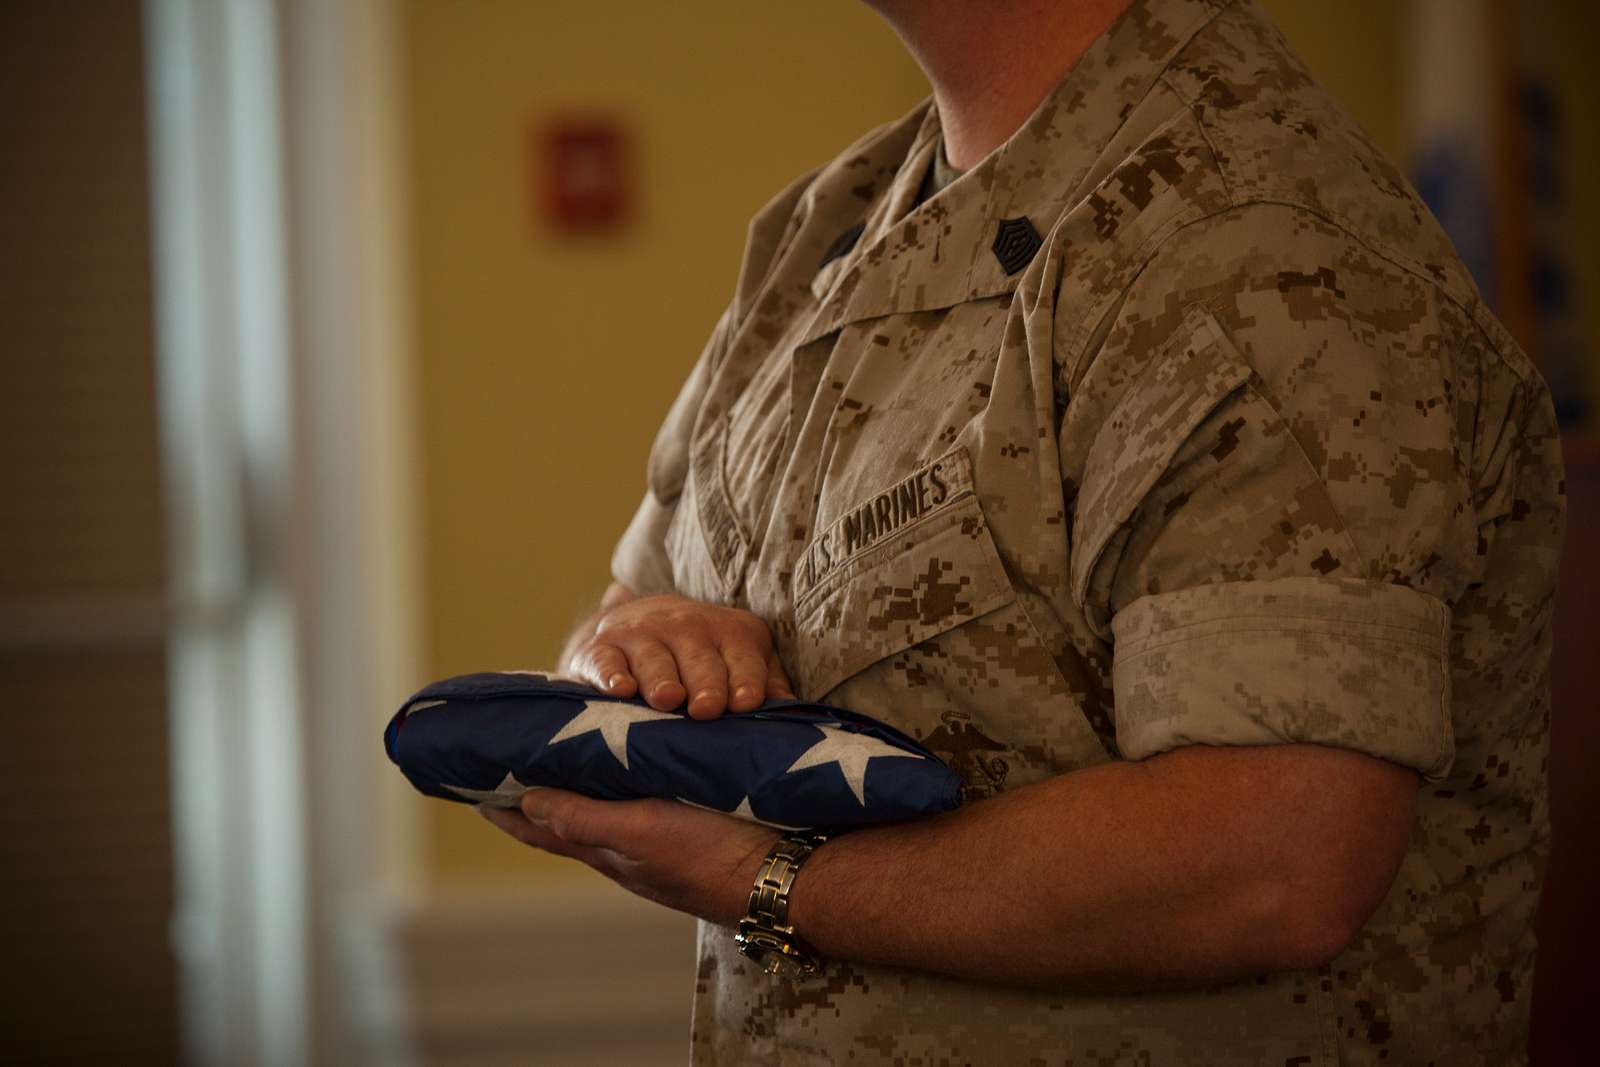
499 591 1417 988
785 742 1417 988
489 735 1417 989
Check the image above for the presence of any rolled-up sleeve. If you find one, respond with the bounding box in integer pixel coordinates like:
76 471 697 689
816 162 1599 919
1111 577 1454 781
1066 212 1484 783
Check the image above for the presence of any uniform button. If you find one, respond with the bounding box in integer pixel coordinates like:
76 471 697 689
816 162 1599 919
818 221 865 270
991 216 1042 275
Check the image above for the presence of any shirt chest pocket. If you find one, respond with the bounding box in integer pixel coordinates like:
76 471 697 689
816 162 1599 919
790 452 1018 701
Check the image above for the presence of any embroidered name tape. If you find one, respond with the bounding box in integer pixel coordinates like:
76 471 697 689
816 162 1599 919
794 448 974 602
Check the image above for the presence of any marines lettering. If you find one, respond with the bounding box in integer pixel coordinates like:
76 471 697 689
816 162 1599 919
794 450 964 602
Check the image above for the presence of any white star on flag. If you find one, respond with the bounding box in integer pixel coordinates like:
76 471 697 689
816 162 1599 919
443 771 532 808
784 724 922 806
545 699 678 770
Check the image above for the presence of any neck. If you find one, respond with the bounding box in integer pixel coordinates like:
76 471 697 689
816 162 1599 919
868 0 1135 170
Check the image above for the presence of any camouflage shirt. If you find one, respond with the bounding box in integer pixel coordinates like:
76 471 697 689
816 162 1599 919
610 0 1564 1063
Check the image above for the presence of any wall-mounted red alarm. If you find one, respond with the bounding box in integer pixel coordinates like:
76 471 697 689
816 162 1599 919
539 117 630 232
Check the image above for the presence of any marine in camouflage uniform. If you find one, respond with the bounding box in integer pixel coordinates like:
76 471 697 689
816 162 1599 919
610 0 1564 1062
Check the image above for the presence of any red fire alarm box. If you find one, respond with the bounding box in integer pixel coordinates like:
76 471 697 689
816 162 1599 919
539 117 629 231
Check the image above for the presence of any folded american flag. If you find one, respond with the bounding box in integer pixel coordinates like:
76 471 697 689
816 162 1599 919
384 672 964 830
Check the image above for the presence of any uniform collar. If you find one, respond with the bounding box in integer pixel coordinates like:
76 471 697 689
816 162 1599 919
799 0 1226 348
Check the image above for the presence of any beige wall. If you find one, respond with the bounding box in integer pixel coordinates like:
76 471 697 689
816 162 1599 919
402 1 927 884
402 1 1594 887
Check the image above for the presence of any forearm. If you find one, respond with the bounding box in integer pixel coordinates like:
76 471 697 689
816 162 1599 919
786 743 1403 991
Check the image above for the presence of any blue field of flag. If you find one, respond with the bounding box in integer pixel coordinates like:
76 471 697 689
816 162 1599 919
384 672 964 830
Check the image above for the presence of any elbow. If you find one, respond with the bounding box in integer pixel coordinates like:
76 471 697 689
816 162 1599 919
1275 901 1365 970
1259 872 1391 971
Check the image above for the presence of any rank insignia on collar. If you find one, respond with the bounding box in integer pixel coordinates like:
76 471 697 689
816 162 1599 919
991 216 1042 276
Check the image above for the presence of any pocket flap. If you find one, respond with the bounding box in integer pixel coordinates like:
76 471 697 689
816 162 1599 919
1070 307 1254 608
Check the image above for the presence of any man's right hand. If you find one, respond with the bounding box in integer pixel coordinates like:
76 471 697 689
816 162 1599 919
563 583 795 719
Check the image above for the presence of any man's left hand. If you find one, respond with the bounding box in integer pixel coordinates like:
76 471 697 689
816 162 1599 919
478 789 782 927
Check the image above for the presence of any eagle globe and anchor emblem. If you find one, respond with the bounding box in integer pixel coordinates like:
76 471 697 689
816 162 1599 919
918 709 1010 800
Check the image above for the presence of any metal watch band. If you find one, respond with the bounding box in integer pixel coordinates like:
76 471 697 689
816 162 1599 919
736 831 828 978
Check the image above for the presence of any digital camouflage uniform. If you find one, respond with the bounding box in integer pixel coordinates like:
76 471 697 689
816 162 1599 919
610 0 1564 1063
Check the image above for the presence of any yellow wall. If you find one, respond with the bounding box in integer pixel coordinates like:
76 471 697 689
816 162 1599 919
403 1 1595 887
402 1 927 885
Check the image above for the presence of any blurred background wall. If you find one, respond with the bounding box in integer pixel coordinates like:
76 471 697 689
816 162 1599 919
3 1 1595 1064
0 4 177 1061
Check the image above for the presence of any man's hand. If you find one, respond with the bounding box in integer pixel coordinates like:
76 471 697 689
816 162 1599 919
479 789 780 927
564 583 794 719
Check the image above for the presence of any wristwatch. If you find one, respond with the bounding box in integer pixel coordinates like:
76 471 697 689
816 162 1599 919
735 831 829 980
